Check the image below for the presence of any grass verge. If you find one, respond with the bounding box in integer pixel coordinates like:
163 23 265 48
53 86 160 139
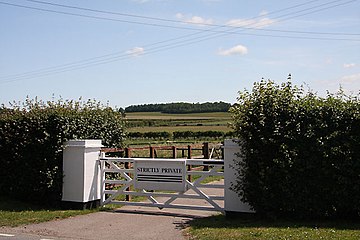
188 215 360 240
0 197 99 227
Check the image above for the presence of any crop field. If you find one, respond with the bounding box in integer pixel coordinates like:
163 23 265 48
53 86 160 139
128 125 230 133
126 111 231 120
126 112 232 133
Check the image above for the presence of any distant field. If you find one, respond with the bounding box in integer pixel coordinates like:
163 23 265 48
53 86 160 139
128 125 231 133
126 112 231 120
126 112 232 133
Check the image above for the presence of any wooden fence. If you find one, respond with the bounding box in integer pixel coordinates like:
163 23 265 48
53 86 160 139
101 142 224 160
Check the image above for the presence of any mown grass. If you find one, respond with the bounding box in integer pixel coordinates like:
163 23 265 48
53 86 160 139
192 175 224 184
0 197 98 227
188 215 360 240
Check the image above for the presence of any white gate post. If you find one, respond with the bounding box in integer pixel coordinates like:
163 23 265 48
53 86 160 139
62 140 103 209
224 139 255 215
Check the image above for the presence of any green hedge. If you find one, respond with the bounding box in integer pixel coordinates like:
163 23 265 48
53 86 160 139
173 130 234 139
0 98 125 205
230 80 360 219
128 131 171 139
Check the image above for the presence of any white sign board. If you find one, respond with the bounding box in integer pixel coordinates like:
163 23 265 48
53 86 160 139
134 159 186 192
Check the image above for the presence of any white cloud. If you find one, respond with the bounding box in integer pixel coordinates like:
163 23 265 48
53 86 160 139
226 12 275 29
325 58 333 64
187 16 214 25
340 73 360 83
226 17 275 29
218 45 248 56
175 13 183 19
176 11 274 28
259 10 268 16
126 47 145 57
175 13 214 26
343 63 356 68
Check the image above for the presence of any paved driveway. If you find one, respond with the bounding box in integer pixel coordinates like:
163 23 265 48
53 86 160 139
0 181 224 240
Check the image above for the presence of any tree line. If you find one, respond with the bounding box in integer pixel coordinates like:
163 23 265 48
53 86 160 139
124 101 231 113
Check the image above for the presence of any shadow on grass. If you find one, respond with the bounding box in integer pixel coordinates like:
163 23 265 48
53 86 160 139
190 214 360 231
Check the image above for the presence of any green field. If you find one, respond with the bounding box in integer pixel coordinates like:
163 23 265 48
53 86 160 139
126 112 231 119
128 125 230 133
0 197 98 227
126 112 232 134
188 215 360 240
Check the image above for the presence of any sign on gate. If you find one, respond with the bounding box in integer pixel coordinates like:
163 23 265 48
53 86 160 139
134 159 186 192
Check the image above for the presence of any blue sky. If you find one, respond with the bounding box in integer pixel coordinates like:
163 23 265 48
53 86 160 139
0 0 359 108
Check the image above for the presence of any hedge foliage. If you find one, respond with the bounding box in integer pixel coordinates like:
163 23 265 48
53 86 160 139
0 98 125 205
128 131 171 139
230 80 360 219
173 130 233 139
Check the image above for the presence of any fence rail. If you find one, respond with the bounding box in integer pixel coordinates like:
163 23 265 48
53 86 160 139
101 142 224 159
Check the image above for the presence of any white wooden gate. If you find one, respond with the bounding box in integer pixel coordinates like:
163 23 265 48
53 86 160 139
99 153 224 212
